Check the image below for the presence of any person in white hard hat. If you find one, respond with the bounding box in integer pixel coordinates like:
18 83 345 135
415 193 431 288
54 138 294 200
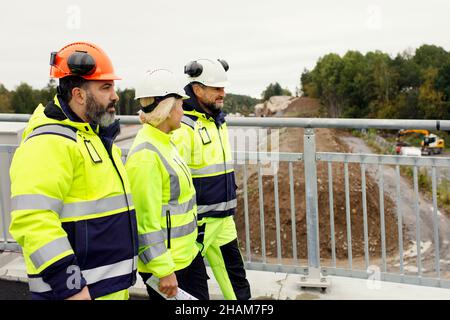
125 69 209 300
172 59 251 300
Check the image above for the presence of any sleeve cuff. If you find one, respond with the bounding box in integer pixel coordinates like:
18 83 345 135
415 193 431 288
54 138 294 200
40 254 88 300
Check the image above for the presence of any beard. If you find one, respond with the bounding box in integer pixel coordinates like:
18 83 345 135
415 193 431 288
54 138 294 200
85 93 116 127
204 99 223 115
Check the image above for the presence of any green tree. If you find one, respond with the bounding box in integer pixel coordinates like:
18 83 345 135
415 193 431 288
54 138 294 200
11 83 39 114
300 44 450 120
339 51 369 117
413 44 450 69
223 93 260 116
37 79 57 103
436 61 450 101
261 82 291 101
0 84 13 113
117 88 137 115
300 68 317 97
392 51 421 90
311 53 344 117
418 67 445 119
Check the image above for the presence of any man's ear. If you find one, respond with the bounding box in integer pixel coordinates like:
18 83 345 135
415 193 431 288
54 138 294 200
71 87 86 105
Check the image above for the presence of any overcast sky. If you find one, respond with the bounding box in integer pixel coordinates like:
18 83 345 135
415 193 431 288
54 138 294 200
1 0 450 98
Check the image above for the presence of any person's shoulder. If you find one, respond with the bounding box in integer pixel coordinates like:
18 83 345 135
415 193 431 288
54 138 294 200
180 113 198 130
126 140 163 165
24 123 78 145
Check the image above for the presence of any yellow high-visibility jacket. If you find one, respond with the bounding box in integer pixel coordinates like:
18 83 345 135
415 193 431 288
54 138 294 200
9 95 138 300
125 123 198 278
171 86 237 220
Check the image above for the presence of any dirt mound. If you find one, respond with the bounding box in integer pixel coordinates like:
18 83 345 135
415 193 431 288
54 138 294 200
234 97 399 261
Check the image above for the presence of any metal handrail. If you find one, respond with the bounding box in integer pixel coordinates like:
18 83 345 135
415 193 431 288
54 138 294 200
0 113 449 130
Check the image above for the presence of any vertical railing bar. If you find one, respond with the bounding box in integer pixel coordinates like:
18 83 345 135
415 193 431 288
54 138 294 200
431 166 440 278
274 163 282 265
289 162 298 264
0 148 11 244
327 161 336 268
361 162 370 270
378 164 387 273
303 128 320 270
395 165 404 275
413 166 422 276
258 161 266 264
344 162 353 270
243 161 251 262
0 173 7 245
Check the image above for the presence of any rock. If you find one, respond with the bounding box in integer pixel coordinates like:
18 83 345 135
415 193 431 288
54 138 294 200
254 96 294 117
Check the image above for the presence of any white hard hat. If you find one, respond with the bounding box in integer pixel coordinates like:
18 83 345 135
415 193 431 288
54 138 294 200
134 69 189 100
184 59 230 88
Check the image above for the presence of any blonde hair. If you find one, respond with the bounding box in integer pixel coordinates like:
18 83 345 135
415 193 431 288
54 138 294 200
138 97 177 127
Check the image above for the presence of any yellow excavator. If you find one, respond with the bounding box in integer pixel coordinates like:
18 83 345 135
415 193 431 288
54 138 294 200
396 129 445 155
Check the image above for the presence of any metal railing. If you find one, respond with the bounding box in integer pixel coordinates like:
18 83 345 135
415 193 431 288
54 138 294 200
1 114 450 289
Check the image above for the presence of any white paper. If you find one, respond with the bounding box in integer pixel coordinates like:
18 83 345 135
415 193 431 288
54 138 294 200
146 276 198 300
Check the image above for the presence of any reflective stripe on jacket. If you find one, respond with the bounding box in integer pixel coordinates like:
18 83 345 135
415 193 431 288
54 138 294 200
125 123 198 278
171 93 237 220
9 96 138 300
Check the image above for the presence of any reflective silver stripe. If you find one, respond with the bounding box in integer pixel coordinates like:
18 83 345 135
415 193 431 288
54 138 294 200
25 125 77 142
11 194 63 213
190 161 234 176
139 219 197 247
181 116 196 129
28 277 51 293
30 237 73 270
128 142 180 202
61 194 132 218
165 219 197 239
197 199 237 214
161 195 196 217
82 257 137 285
139 243 167 264
28 256 138 292
139 230 165 247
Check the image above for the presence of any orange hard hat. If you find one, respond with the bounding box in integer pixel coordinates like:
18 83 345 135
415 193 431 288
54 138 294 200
49 42 121 80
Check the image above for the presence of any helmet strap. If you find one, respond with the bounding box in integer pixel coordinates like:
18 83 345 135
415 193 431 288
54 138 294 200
140 94 181 113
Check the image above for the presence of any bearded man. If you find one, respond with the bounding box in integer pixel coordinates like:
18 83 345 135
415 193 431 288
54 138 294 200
9 42 138 300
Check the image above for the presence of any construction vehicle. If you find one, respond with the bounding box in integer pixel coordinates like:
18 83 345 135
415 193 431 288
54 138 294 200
396 129 445 155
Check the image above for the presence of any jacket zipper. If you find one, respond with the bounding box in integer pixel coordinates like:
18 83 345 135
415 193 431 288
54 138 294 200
166 210 171 249
97 137 137 277
216 123 229 205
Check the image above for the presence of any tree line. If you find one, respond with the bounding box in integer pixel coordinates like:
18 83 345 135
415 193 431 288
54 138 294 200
0 81 260 117
300 44 450 120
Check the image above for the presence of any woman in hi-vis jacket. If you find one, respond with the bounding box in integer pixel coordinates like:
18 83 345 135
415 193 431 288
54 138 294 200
125 69 209 300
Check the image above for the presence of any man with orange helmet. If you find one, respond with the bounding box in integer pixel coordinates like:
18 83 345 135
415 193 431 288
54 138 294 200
9 42 139 300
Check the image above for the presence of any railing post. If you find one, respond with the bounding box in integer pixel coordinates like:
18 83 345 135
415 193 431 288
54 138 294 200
304 128 320 267
299 128 330 291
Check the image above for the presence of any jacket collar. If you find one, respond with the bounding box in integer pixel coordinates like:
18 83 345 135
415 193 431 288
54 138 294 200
58 95 84 123
142 123 172 145
44 95 121 140
39 95 96 134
